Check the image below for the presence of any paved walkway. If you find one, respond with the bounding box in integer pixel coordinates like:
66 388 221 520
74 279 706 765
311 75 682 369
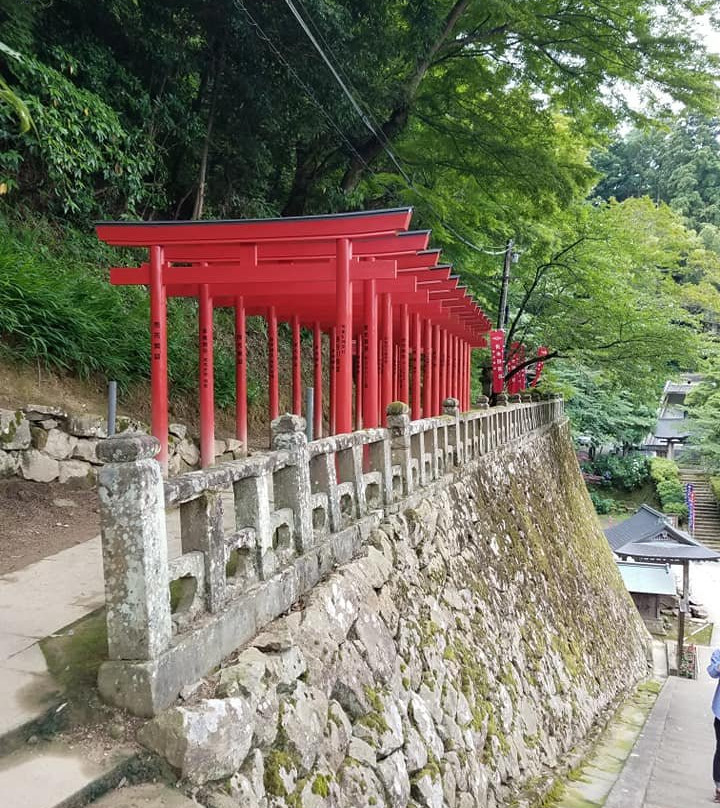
606 645 718 807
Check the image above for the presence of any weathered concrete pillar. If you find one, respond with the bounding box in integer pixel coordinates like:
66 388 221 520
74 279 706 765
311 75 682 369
476 395 489 410
180 491 226 613
96 433 172 661
271 414 313 551
234 472 273 579
443 397 462 466
387 402 412 495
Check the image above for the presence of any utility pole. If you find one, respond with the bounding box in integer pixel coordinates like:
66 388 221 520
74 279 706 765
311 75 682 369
496 238 514 330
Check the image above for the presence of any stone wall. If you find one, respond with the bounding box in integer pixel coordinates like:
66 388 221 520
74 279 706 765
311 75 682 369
98 399 650 807
0 405 243 483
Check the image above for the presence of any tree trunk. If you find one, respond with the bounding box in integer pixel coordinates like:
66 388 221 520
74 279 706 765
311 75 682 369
340 0 471 193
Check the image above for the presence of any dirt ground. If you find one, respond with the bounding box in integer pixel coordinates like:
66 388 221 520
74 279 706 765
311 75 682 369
0 478 101 574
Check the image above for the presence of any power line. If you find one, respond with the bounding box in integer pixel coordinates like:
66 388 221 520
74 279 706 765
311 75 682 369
235 0 373 176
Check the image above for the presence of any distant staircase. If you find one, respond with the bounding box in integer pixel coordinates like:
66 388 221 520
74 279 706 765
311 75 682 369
679 469 720 551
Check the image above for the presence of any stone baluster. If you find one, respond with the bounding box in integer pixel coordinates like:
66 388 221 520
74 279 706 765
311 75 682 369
443 397 461 466
96 433 172 661
180 491 226 613
387 402 413 495
271 414 314 551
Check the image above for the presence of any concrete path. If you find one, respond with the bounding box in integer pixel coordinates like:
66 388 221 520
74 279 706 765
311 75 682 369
0 493 241 740
606 645 718 807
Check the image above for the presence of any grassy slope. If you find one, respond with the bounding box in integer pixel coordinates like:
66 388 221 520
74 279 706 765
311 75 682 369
0 211 329 444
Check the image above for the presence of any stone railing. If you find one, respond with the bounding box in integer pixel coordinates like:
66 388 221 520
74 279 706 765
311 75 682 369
95 394 564 716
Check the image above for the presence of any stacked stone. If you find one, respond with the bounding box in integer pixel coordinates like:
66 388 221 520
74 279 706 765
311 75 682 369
0 405 244 483
138 428 649 808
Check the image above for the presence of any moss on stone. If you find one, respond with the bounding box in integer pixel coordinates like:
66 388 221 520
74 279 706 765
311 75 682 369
311 774 331 797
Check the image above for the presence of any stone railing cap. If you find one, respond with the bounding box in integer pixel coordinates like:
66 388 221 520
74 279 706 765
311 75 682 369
386 401 410 416
97 432 160 463
271 413 306 433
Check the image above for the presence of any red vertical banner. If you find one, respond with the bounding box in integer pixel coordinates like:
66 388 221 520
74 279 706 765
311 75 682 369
517 343 526 391
533 346 548 387
489 330 505 394
507 342 520 394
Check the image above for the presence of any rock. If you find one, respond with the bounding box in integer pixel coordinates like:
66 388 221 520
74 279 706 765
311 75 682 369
138 698 255 784
320 700 352 772
37 428 77 460
168 453 193 477
67 413 107 438
347 736 376 766
353 693 404 758
252 612 301 652
331 641 376 719
19 449 59 482
24 405 66 421
73 438 100 464
177 438 200 467
0 409 31 450
403 725 428 774
353 605 397 683
264 647 307 691
226 438 244 454
58 459 95 487
227 749 266 808
377 750 411 808
412 771 444 808
169 423 187 439
214 439 227 456
0 449 18 478
217 648 268 700
338 760 385 807
279 681 328 771
409 695 444 760
37 418 59 430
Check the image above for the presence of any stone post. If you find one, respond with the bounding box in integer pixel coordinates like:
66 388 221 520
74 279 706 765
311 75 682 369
387 402 412 495
180 491 226 613
271 414 313 551
475 395 489 410
443 397 462 466
96 433 172 661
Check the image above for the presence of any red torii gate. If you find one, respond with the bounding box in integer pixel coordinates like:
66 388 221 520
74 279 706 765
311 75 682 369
97 209 490 473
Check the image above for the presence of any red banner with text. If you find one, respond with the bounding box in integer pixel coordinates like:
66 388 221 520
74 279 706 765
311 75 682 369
532 346 548 387
489 330 505 394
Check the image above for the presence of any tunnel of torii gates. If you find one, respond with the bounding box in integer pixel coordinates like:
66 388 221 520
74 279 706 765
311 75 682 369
96 208 498 474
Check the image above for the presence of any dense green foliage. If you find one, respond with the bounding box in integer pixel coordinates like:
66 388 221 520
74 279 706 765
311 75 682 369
649 457 688 519
0 211 265 407
686 367 720 473
1 1 719 428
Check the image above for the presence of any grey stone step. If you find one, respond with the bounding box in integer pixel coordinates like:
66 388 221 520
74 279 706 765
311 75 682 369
0 741 135 808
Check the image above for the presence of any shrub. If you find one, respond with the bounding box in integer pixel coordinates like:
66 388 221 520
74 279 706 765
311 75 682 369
590 453 649 491
590 491 612 514
649 457 679 483
663 501 689 519
656 479 685 504
711 477 720 504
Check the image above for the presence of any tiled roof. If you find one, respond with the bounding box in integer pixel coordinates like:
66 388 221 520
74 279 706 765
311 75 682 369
604 505 720 563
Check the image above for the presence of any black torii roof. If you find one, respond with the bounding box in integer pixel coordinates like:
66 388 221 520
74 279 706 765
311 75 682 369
604 504 720 563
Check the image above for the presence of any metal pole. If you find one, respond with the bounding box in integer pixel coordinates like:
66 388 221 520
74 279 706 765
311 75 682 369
306 387 314 442
497 238 514 330
107 380 117 437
